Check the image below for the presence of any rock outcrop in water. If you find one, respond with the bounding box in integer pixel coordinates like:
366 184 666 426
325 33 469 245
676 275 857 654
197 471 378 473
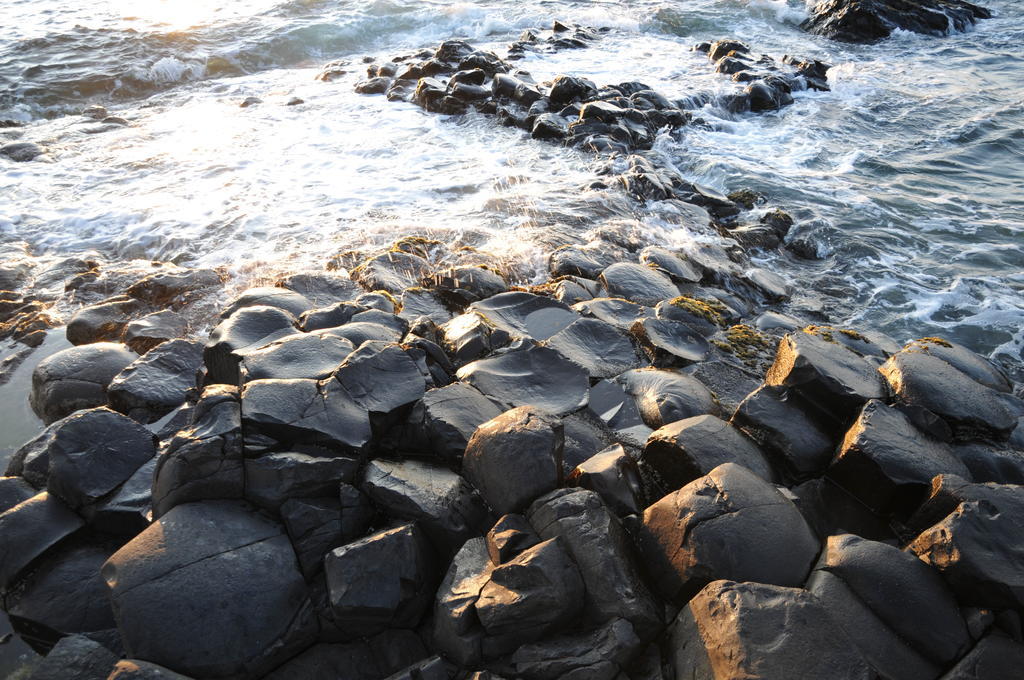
802 0 992 43
1 212 1022 678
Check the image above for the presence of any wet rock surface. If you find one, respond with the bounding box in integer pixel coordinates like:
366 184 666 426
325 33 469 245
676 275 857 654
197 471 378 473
802 0 991 43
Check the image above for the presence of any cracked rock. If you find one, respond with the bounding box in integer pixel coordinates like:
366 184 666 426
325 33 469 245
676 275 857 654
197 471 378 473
152 385 243 518
543 317 641 378
361 458 490 554
102 500 314 679
204 306 299 385
638 463 818 604
107 339 203 423
324 523 436 634
828 399 971 515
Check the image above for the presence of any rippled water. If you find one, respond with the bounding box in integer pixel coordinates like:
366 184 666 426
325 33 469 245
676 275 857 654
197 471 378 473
2 0 1022 368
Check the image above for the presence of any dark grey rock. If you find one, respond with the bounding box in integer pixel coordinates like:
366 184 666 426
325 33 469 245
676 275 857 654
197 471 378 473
220 286 314 319
324 523 435 633
881 350 1016 441
26 634 118 680
548 74 597 107
90 455 157 535
6 538 118 639
440 312 512 366
617 368 716 429
240 378 373 454
67 297 148 345
243 451 357 510
766 330 887 422
573 297 654 331
630 317 710 367
642 414 775 490
262 631 428 680
586 378 653 446
475 538 584 645
549 245 606 279
567 444 643 516
428 266 508 307
204 306 299 385
108 659 195 680
278 272 361 306
433 537 494 666
349 308 408 335
0 492 81 589
544 318 641 378
469 292 577 341
953 442 1024 484
351 251 432 294
829 399 971 515
639 246 702 284
940 633 1024 679
383 656 456 680
508 618 642 680
528 488 660 637
354 291 397 313
299 302 366 331
638 463 818 604
361 458 490 553
486 513 540 565
457 344 590 416
333 341 426 414
151 385 243 517
0 475 36 512
102 501 314 678
44 407 156 511
463 406 563 515
806 534 970 679
399 288 453 325
322 320 402 346
108 339 203 423
732 384 835 480
599 263 679 305
407 383 503 462
30 343 137 424
280 496 343 578
122 310 187 354
126 268 222 307
1 142 46 162
241 332 354 381
669 580 873 680
801 0 991 43
905 338 1012 393
789 477 895 542
909 479 1024 610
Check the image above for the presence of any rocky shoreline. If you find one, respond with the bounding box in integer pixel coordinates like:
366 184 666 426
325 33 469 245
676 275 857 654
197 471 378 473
2 2 1022 680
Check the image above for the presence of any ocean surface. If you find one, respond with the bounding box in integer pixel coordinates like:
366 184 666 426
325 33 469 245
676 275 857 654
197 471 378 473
1 0 1023 365
0 0 1021 673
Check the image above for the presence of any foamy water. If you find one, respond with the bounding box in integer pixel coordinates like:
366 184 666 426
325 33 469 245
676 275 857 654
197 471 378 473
1 0 1022 366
